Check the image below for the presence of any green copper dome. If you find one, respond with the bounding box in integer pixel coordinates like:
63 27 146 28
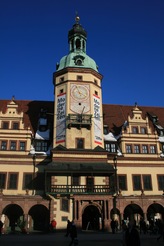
56 16 98 72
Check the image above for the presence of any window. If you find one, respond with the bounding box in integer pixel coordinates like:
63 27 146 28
132 127 138 134
0 173 6 189
8 173 18 189
141 127 147 134
126 145 132 153
72 176 80 186
109 175 115 191
150 145 156 154
59 77 64 83
94 79 98 85
157 175 164 190
86 177 94 192
20 142 25 151
162 144 164 153
12 122 19 130
1 141 7 150
77 75 82 81
2 121 9 129
10 141 16 150
133 175 141 190
105 143 116 153
134 145 140 153
95 91 98 96
143 175 152 190
61 198 69 212
103 126 109 135
142 145 148 153
35 141 48 151
23 173 33 190
118 175 127 190
76 138 84 149
60 89 64 94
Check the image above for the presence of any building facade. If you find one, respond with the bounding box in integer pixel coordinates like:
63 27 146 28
0 16 164 233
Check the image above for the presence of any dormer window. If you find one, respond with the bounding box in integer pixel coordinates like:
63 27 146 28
13 122 19 130
132 127 138 134
76 59 82 66
2 121 9 129
141 127 146 134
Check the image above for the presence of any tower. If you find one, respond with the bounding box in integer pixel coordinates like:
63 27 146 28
53 15 104 150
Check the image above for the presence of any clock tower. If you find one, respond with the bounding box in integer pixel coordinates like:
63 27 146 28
53 15 104 149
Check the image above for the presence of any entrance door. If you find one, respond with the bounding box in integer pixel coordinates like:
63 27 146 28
82 205 101 231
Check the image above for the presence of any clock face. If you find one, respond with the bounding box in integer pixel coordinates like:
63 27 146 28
71 84 89 101
70 84 90 113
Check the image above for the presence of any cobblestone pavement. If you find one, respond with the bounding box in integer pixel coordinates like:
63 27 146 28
0 231 164 246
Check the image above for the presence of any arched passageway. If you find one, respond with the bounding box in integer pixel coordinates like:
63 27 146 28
2 204 24 232
82 205 101 231
29 204 50 232
124 203 143 224
147 203 164 221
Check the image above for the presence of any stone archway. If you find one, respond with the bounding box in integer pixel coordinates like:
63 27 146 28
82 205 101 231
2 204 24 232
147 203 164 221
28 204 50 232
124 203 143 225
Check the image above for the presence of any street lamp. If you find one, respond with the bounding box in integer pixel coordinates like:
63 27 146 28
30 146 36 195
113 156 118 195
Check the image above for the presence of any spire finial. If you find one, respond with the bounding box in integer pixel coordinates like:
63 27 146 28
75 11 80 23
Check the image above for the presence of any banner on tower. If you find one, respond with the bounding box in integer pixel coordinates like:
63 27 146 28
93 94 102 145
56 93 66 144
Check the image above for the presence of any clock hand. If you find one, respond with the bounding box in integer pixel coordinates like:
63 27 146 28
75 86 81 94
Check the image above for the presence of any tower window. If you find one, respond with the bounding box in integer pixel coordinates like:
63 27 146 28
77 75 83 81
76 138 84 149
95 91 98 96
60 77 64 83
76 39 80 49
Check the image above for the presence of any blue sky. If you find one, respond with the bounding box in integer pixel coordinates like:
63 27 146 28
0 0 164 107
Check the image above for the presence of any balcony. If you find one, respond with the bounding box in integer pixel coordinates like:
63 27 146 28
66 114 92 129
46 184 114 195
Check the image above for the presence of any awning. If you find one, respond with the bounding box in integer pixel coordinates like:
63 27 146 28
45 162 115 175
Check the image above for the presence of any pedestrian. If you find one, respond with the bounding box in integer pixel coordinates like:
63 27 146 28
50 219 57 232
69 221 78 246
121 220 128 246
125 220 140 246
110 219 116 234
65 220 72 237
157 219 164 242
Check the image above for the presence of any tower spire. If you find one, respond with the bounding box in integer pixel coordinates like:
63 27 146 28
75 11 80 24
